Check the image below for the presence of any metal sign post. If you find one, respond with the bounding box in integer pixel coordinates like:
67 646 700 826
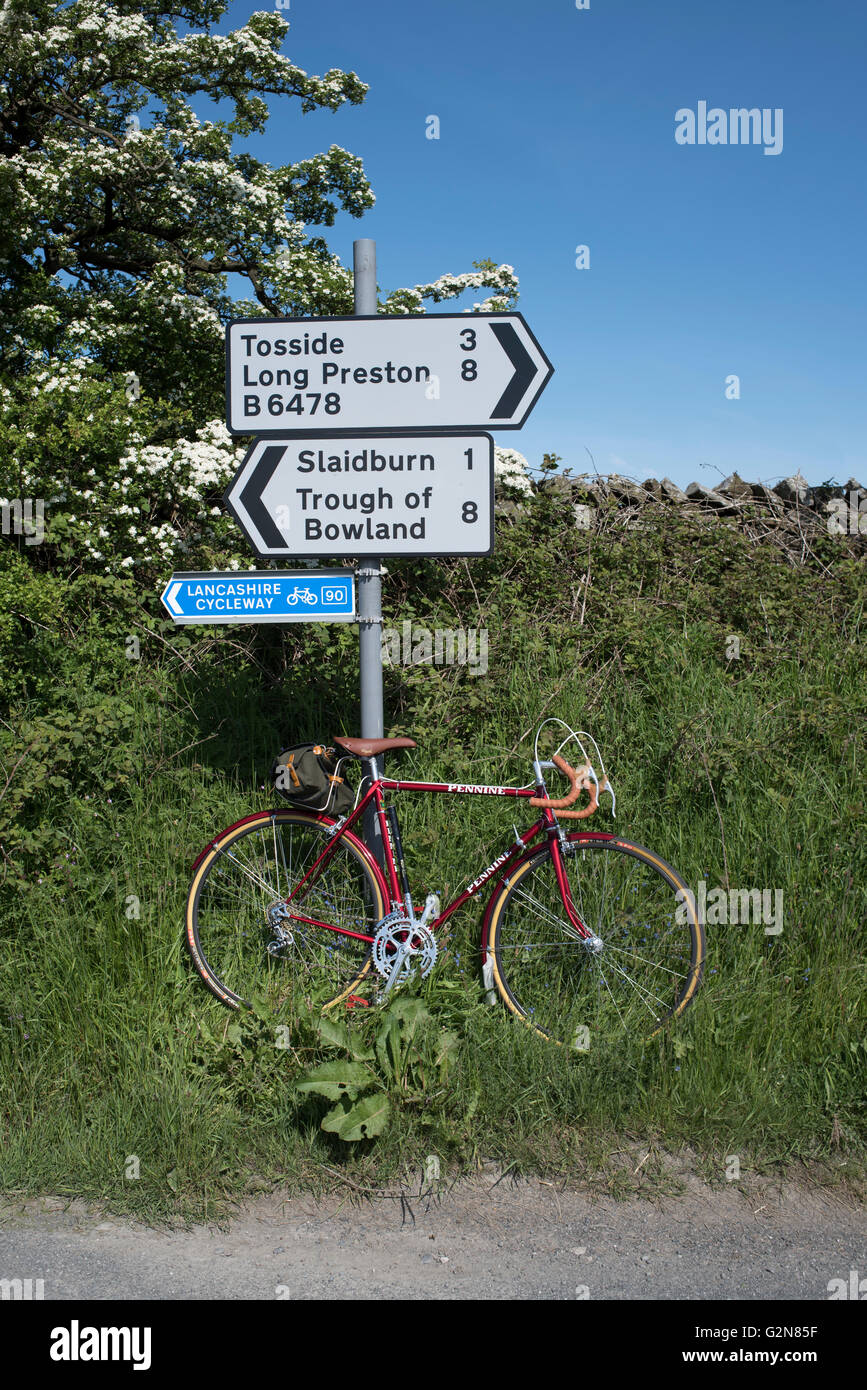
354 241 385 868
212 240 553 874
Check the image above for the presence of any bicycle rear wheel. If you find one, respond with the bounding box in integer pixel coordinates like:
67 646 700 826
485 834 704 1047
186 809 384 1014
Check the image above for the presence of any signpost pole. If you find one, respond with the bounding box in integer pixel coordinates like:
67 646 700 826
353 239 385 867
221 249 552 878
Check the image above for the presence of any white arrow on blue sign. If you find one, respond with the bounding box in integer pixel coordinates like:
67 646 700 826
159 570 355 625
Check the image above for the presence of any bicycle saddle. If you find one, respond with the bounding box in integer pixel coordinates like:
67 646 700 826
333 736 417 757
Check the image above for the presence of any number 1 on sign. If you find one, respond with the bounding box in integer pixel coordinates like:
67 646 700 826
464 448 473 469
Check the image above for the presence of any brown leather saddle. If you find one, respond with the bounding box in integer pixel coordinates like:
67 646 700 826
333 736 416 758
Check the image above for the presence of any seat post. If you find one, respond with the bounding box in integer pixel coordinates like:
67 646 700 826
362 748 384 872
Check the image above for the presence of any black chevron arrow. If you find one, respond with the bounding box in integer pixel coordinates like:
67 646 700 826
239 445 288 549
489 322 536 419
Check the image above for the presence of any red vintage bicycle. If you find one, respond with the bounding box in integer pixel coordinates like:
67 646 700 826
185 721 705 1047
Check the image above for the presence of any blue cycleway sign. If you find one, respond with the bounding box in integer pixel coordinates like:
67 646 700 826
160 570 355 625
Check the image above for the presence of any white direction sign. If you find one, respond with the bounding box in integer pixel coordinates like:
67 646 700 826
225 313 553 435
224 434 494 558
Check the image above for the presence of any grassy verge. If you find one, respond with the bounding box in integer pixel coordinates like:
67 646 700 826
1 496 864 1219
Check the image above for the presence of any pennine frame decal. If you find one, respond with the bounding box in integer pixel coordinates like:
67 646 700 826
380 778 536 798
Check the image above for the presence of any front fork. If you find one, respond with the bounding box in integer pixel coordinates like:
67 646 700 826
479 812 595 980
547 816 592 936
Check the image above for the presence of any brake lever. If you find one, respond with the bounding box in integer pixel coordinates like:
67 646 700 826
585 763 616 818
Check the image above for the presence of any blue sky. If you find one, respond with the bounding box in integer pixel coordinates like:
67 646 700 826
218 0 865 488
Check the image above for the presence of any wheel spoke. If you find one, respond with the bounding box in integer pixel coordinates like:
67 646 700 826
189 812 379 1013
604 942 692 982
491 838 702 1044
508 885 587 942
596 954 672 1015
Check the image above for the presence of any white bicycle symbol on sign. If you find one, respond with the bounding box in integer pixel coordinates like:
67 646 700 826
285 587 318 606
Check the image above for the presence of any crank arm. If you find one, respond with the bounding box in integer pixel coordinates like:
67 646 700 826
382 943 412 996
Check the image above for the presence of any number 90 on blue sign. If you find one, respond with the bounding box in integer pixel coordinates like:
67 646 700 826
322 587 347 604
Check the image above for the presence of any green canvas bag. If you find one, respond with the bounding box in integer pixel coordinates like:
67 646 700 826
272 743 355 816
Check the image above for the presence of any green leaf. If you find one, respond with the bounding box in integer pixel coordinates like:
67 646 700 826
376 1017 401 1080
436 1030 460 1081
386 995 431 1048
295 1060 376 1100
197 1017 216 1045
387 996 430 1026
226 1022 242 1046
321 1093 391 1141
316 1015 349 1050
347 1034 375 1063
246 993 272 1022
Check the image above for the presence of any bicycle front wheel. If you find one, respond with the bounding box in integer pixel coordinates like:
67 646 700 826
186 809 385 1014
485 834 704 1047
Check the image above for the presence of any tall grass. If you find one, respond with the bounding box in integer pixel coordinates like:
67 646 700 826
0 499 864 1217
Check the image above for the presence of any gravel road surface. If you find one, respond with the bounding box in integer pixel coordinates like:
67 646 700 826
2 1168 864 1301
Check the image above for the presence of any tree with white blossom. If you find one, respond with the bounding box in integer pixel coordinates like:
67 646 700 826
493 447 533 496
0 0 520 574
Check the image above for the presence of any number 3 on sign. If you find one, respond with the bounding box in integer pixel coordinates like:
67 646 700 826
458 329 477 382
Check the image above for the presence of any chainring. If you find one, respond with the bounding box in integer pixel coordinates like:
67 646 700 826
372 916 438 988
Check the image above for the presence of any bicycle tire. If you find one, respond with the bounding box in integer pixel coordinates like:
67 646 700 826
185 809 385 1013
485 833 704 1047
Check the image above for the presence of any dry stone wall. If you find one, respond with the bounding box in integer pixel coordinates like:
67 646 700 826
531 470 867 555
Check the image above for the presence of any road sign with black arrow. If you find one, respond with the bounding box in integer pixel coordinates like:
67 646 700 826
224 433 494 558
225 312 553 435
